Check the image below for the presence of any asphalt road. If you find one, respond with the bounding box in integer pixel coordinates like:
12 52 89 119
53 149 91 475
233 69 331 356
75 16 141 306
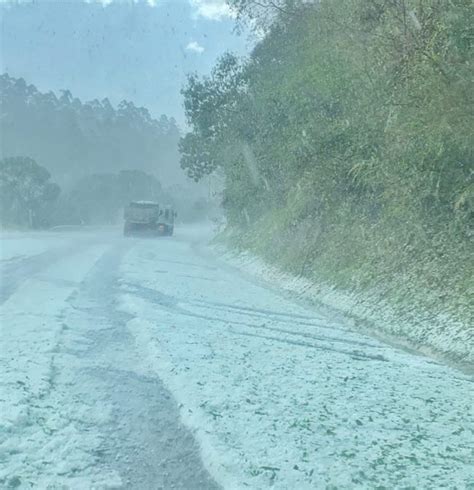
0 226 472 489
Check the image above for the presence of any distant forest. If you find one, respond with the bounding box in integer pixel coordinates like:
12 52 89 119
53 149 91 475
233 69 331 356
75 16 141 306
0 73 181 185
0 74 215 227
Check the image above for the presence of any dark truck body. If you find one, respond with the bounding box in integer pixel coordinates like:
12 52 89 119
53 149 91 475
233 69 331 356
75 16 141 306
123 201 175 236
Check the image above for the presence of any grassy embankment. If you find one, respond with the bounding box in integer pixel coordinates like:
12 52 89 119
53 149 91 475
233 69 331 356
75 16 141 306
181 1 473 365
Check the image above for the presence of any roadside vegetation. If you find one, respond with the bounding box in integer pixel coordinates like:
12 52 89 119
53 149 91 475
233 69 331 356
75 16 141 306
180 1 473 339
0 156 60 228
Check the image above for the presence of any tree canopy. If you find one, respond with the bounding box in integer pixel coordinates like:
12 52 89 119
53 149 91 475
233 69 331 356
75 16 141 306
52 170 164 226
182 0 473 230
0 74 181 185
0 156 60 228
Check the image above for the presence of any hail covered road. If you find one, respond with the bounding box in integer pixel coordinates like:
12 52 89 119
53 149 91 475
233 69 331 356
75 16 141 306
0 226 472 489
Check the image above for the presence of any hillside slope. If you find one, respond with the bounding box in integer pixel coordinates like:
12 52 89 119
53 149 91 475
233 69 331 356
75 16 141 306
181 0 473 364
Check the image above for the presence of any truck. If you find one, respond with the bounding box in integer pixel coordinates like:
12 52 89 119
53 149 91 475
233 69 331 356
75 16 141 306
123 201 176 236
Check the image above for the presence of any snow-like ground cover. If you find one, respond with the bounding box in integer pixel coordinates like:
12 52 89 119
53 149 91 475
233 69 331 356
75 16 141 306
0 231 74 262
0 229 220 489
120 236 474 489
0 243 123 488
1 227 472 488
216 247 474 369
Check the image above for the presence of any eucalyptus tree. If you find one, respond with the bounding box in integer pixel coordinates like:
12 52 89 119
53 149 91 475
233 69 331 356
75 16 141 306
0 156 60 228
0 74 182 185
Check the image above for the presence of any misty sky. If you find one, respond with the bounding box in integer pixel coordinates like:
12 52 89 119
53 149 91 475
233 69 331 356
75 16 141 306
0 0 251 126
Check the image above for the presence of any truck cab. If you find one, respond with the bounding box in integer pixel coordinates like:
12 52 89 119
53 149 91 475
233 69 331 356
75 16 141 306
158 205 176 236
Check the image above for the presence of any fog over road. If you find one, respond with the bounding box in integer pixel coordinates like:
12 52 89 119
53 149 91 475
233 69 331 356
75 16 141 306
0 227 472 489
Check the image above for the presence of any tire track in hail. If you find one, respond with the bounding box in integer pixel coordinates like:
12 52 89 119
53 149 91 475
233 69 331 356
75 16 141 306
0 236 106 304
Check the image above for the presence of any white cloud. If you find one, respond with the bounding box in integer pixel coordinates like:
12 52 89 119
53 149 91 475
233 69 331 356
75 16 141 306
185 41 205 54
189 0 234 21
